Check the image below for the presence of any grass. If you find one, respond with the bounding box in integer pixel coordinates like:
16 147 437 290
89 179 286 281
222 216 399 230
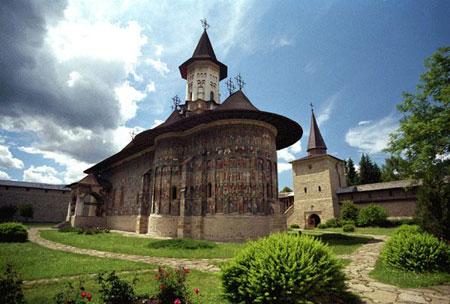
313 227 397 236
370 259 450 288
24 269 229 304
300 231 373 255
41 230 246 259
0 242 154 280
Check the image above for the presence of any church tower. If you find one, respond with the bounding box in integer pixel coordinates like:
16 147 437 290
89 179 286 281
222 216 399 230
179 25 227 115
288 109 347 228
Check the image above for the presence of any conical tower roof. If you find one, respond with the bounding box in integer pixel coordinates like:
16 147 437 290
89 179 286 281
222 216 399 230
179 30 227 80
307 110 327 155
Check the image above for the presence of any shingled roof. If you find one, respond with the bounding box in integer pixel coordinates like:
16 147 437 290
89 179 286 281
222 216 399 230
306 110 327 155
179 30 228 80
217 90 259 111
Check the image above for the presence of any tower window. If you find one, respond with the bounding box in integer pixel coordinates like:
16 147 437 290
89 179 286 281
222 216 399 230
304 187 307 193
210 91 214 101
189 92 193 100
318 186 321 192
172 186 177 200
207 183 212 198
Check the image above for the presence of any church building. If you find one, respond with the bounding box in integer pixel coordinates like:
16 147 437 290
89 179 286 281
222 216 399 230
66 27 303 242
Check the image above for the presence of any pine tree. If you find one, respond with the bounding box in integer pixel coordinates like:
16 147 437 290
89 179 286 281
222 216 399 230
358 154 381 185
346 158 358 186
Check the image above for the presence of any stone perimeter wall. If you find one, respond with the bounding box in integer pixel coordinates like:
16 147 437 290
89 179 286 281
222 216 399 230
0 186 68 222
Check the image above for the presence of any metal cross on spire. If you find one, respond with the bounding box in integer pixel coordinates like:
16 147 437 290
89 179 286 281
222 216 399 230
171 95 181 111
310 102 314 112
226 78 235 95
200 18 210 31
234 73 245 90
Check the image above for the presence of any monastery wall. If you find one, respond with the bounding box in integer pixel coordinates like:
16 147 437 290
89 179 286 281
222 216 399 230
0 185 68 222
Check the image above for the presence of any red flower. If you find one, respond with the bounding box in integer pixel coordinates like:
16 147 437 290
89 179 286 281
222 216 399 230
195 288 199 294
160 285 166 290
185 269 189 274
158 267 163 273
87 294 92 301
165 273 170 277
174 299 181 304
81 291 86 297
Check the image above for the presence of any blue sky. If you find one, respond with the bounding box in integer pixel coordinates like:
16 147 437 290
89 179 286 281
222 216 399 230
0 0 449 189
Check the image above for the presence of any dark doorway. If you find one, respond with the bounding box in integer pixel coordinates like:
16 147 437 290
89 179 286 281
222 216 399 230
308 214 321 228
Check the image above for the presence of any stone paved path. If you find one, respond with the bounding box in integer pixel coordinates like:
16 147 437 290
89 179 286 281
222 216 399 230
29 228 450 303
29 228 226 274
341 234 450 304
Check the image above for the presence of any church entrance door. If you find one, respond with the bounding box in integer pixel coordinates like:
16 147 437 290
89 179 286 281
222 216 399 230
308 214 321 228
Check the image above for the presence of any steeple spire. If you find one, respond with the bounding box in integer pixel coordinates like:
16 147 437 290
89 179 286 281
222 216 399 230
307 108 327 155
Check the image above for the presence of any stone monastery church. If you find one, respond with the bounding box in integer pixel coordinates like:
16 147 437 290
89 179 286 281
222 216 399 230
66 27 303 241
66 27 417 240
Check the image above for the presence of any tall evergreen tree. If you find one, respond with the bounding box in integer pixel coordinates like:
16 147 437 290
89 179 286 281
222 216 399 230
358 154 382 185
346 158 358 186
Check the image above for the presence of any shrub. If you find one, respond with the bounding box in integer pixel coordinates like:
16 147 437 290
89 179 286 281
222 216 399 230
343 224 355 232
393 224 422 236
0 265 26 304
0 205 17 223
58 226 80 233
325 218 339 228
340 201 359 222
381 231 450 272
18 204 34 222
97 271 137 304
220 233 353 304
317 223 328 229
385 218 416 227
290 223 300 229
0 223 28 243
54 279 93 304
155 267 191 304
339 219 356 227
357 203 388 227
148 238 216 250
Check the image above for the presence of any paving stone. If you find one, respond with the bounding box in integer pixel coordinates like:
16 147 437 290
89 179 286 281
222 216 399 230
431 296 450 304
363 289 398 303
397 292 428 304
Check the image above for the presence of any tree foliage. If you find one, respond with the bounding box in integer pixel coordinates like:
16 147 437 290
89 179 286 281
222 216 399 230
280 186 293 193
345 158 358 186
380 156 410 182
385 47 450 241
358 154 381 185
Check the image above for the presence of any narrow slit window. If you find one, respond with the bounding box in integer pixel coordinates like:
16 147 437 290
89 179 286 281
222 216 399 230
172 186 177 200
304 187 307 193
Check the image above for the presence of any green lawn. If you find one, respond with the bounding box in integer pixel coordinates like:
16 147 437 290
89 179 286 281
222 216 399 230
310 227 397 236
24 269 228 304
41 230 246 259
300 231 373 255
370 259 450 288
0 242 154 280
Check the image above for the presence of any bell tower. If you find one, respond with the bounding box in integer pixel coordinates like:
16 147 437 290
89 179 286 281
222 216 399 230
178 20 227 114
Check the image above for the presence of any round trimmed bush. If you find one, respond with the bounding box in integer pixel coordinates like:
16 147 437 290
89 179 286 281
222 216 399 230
393 224 422 236
325 218 339 228
343 224 355 232
381 231 450 272
340 200 359 222
317 223 328 229
339 219 356 227
220 233 351 304
357 203 388 227
0 222 28 243
290 223 300 229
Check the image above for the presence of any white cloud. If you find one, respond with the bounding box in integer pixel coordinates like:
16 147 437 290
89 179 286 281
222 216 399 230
277 140 302 162
0 145 24 169
151 120 164 129
67 71 82 87
271 37 294 48
155 44 163 56
114 81 147 121
345 116 398 154
278 163 292 173
145 58 170 75
0 170 10 180
146 81 156 92
23 165 63 184
358 120 372 126
316 90 344 126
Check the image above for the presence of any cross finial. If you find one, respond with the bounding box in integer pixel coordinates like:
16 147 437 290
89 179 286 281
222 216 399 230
171 95 181 111
310 102 314 112
226 78 235 95
200 18 210 31
129 129 137 141
234 73 246 90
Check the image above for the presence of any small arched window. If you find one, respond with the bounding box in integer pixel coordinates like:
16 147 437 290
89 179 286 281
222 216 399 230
171 186 177 200
207 183 212 198
304 187 307 194
210 91 214 101
318 186 321 192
